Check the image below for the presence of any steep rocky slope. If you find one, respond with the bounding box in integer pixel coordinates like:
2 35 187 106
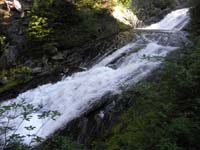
0 0 187 100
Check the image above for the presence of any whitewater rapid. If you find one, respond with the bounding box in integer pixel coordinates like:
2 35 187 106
0 8 190 145
145 8 190 30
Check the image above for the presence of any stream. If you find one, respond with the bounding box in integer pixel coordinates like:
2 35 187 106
0 8 190 145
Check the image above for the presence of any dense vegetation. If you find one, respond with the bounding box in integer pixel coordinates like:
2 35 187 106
93 41 200 149
92 1 200 150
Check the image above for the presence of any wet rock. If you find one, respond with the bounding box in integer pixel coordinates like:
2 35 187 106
32 67 42 74
42 43 58 56
175 0 188 8
24 60 35 67
6 46 18 62
51 53 64 60
0 77 8 86
148 8 170 24
63 68 69 74
0 45 18 67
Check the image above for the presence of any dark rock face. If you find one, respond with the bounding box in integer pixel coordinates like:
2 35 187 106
0 45 18 67
63 94 121 149
58 88 140 149
175 0 188 7
131 0 188 24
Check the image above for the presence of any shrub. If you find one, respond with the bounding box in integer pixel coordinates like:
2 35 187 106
32 0 54 12
0 100 61 149
27 16 51 41
37 134 83 150
118 0 132 7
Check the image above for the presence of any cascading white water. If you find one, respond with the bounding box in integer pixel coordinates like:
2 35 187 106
0 8 190 145
145 8 190 30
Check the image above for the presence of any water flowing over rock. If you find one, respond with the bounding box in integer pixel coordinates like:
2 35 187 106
0 8 190 146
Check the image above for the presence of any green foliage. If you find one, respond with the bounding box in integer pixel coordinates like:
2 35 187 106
32 0 54 12
0 66 33 93
0 100 61 149
37 134 83 150
48 3 128 49
118 0 132 7
92 39 200 150
0 95 81 150
74 0 132 8
27 16 51 41
25 0 128 58
73 0 132 8
74 0 103 8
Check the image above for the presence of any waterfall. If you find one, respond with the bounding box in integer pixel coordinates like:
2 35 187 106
0 8 190 145
145 8 190 30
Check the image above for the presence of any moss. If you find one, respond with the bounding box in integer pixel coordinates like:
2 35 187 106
0 80 18 93
37 134 83 150
0 66 33 93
